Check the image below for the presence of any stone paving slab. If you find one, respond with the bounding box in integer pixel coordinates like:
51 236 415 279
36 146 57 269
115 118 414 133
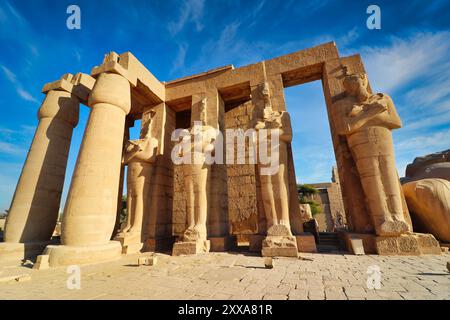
0 252 449 300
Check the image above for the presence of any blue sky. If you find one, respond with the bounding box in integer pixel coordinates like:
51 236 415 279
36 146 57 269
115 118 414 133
0 0 449 212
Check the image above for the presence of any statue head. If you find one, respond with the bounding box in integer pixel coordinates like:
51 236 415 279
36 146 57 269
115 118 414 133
343 73 369 98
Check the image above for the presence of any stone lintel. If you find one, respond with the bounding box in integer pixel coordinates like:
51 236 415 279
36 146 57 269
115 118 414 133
91 51 165 104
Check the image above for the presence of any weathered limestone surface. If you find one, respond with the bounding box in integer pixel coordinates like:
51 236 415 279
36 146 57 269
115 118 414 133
330 72 411 236
376 233 441 255
403 179 450 243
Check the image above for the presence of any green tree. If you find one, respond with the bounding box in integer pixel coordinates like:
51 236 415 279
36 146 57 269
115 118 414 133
121 195 127 223
297 184 322 216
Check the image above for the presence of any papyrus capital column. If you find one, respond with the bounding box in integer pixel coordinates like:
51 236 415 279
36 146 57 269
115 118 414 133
3 75 81 246
62 73 131 246
45 72 131 266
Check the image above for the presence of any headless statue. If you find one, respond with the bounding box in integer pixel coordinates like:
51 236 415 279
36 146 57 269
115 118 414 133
255 82 293 236
333 73 410 236
118 113 158 240
180 98 216 243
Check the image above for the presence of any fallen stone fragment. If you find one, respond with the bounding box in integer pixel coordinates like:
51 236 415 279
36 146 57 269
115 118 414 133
264 257 273 269
33 255 50 270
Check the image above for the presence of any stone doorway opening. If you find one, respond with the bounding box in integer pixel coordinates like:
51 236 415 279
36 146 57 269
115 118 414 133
284 80 347 252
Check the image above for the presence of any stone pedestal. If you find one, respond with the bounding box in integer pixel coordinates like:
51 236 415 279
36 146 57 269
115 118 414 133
0 241 53 265
261 236 298 257
44 241 122 267
295 233 317 253
209 235 237 252
261 225 298 257
376 233 441 255
172 240 210 256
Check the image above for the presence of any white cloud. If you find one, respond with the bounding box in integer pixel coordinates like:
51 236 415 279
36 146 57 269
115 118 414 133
0 141 26 156
168 0 205 35
0 65 17 83
1 64 39 104
170 43 188 74
396 128 450 152
360 31 450 93
16 87 39 104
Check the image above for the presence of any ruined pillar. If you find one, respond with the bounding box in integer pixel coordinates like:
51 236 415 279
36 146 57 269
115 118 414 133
0 74 86 262
45 72 131 266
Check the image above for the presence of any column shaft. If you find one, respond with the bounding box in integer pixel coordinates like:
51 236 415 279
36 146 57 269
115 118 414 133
61 73 131 246
4 90 79 243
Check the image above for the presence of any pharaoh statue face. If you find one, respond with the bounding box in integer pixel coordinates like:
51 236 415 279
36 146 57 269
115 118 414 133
343 73 369 98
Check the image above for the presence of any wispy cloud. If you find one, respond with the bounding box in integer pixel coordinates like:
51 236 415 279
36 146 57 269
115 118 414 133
0 65 17 83
1 64 39 104
0 141 26 156
396 129 450 152
16 87 39 104
168 0 205 35
360 31 450 93
170 43 188 74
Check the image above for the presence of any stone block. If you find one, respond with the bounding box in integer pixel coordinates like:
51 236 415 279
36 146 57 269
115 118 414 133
349 238 365 255
33 255 50 270
295 233 317 253
261 236 298 258
172 240 210 256
341 232 376 254
264 257 274 269
376 233 441 255
137 257 148 266
122 242 143 255
148 256 158 266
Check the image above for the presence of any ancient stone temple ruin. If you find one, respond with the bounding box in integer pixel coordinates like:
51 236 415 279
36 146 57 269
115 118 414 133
0 42 441 267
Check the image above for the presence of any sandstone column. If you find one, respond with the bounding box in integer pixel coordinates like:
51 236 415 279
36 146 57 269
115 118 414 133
0 75 80 262
45 72 131 266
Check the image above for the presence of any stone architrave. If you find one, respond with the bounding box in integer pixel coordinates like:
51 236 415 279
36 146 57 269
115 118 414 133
44 72 131 267
333 73 411 236
0 73 94 263
403 178 450 243
115 111 159 254
255 82 298 257
172 98 216 255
